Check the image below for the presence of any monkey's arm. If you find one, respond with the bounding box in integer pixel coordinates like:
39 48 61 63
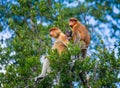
52 40 67 55
73 30 81 45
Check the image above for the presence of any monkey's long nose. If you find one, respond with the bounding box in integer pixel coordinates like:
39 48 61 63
49 33 52 37
69 25 73 28
69 23 73 28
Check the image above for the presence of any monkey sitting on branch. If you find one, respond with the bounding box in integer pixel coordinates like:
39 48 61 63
34 27 69 81
68 18 91 88
69 17 90 59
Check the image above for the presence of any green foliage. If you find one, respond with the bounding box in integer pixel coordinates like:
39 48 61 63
0 0 120 88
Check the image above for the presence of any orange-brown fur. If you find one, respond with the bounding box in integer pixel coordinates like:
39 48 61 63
49 27 69 55
69 18 90 59
69 18 90 47
69 18 91 87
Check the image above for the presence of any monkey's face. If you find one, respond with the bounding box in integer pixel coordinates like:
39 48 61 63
50 30 59 38
69 18 77 28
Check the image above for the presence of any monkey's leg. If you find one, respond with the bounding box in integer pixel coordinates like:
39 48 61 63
35 58 50 81
81 49 87 59
80 41 87 59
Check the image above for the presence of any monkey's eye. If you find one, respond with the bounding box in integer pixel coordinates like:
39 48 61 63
70 20 74 22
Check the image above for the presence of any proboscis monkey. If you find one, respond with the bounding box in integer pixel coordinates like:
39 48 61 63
69 17 90 59
50 27 69 55
69 18 91 88
35 27 69 81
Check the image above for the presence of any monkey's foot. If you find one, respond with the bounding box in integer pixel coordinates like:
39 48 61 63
34 74 46 82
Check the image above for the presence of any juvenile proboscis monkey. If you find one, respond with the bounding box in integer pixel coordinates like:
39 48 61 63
65 30 72 41
35 27 69 81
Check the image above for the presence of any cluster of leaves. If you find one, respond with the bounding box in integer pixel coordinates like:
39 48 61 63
33 42 120 88
0 0 120 88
